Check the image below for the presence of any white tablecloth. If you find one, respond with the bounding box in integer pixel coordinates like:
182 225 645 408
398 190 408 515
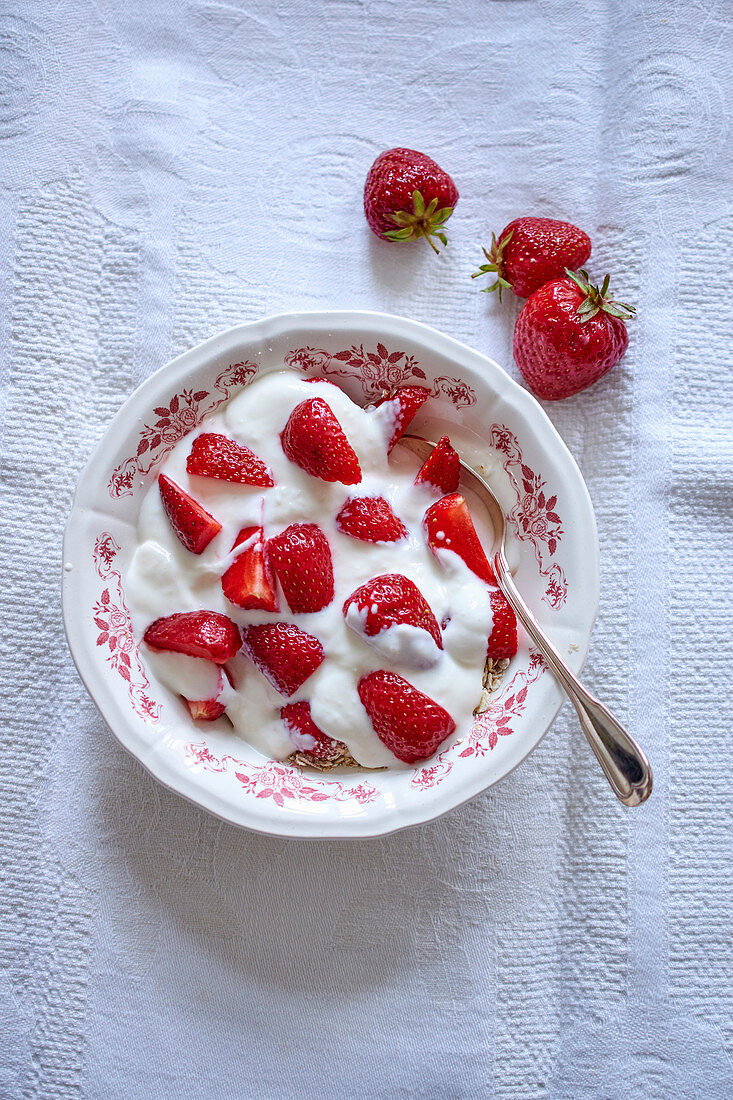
1 1 732 1096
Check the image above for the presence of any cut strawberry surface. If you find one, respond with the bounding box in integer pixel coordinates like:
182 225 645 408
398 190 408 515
183 668 227 720
186 433 274 486
487 588 518 660
221 526 279 612
241 622 324 696
357 670 456 764
414 435 460 495
268 523 334 613
335 496 407 543
185 697 227 721
343 573 443 649
158 474 222 554
144 611 241 663
280 700 347 761
424 493 496 586
280 397 362 484
373 385 430 452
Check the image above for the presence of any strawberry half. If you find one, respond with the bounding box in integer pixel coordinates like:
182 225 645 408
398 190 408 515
424 493 495 586
144 611 241 663
221 526 279 612
241 622 324 696
335 496 407 543
158 474 222 554
186 433 274 486
357 671 456 763
280 700 347 761
373 385 429 453
343 573 443 649
414 435 460 495
487 588 518 661
280 398 361 484
268 523 334 613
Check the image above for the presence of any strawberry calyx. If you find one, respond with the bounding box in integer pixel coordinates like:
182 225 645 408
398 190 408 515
565 268 636 323
384 190 454 255
471 230 514 301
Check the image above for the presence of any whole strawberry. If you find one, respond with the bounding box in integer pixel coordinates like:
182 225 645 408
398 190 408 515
364 147 458 254
513 270 635 400
473 217 591 300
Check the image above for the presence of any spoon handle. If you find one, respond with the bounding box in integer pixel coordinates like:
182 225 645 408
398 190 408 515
492 549 653 807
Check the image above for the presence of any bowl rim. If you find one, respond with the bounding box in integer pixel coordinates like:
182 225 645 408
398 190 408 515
62 309 599 838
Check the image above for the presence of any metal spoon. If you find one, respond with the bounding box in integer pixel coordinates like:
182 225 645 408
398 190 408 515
401 434 653 807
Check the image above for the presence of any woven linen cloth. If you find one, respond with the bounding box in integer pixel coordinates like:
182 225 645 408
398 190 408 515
1 1 732 1096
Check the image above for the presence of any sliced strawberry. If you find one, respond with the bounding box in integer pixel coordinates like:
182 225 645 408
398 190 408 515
424 493 495 585
182 668 227 720
221 526 279 612
158 474 222 554
487 588 518 660
280 398 361 484
268 523 334 613
357 671 456 763
280 700 347 761
335 496 407 543
415 435 460 495
241 622 324 696
343 574 443 649
185 697 227 721
186 432 274 486
303 376 340 387
373 385 430 452
144 611 241 663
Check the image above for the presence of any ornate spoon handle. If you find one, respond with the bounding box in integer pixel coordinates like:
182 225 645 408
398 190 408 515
492 547 653 807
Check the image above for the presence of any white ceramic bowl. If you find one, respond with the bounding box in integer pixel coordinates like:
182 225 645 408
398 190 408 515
63 311 599 838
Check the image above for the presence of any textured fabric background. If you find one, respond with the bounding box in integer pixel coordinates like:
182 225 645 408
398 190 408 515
1 1 732 1097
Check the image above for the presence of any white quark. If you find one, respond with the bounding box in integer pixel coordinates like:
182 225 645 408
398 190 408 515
126 370 494 769
343 601 442 670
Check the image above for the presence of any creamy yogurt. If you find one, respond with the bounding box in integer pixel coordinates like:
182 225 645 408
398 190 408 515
126 371 494 768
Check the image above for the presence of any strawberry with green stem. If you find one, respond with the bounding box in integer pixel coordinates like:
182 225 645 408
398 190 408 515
513 268 635 400
363 147 459 255
472 217 592 300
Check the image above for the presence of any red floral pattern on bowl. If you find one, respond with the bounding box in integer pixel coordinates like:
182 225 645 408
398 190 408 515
63 314 599 838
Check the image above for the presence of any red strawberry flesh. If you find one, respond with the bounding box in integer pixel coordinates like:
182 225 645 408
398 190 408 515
268 523 334 613
158 474 222 554
424 494 495 586
343 573 443 649
280 397 361 484
185 697 227 721
357 671 456 763
487 588 518 660
335 496 407 543
414 435 460 494
221 526 279 612
186 433 274 486
374 385 429 452
241 622 324 696
280 700 347 760
144 611 241 663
